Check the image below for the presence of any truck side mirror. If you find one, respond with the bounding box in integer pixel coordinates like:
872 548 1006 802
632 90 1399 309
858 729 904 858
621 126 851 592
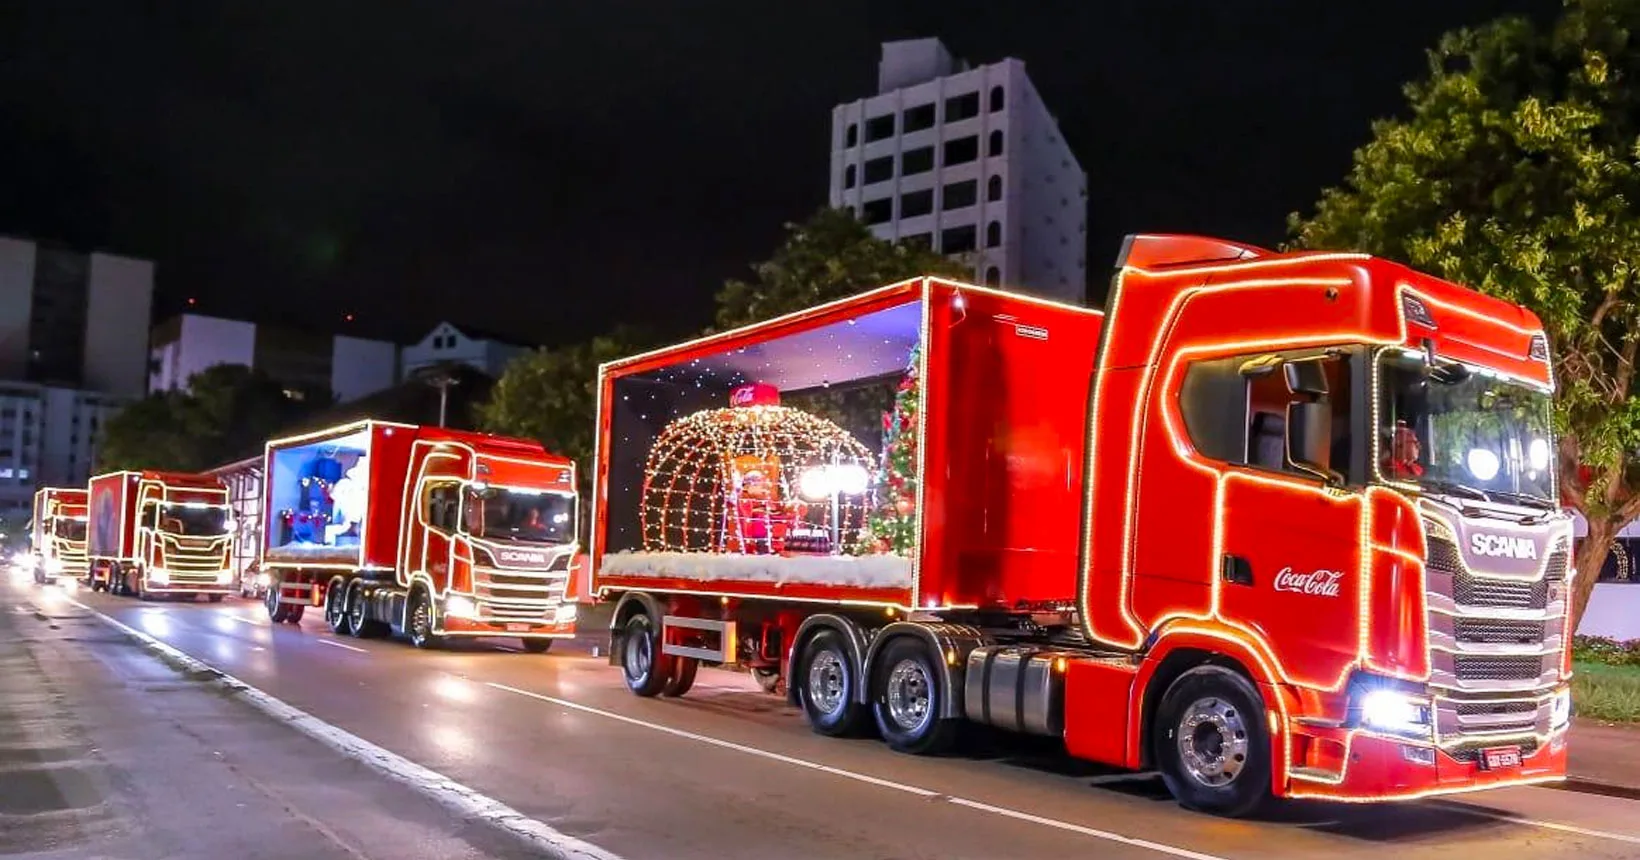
1286 401 1341 485
1284 360 1328 397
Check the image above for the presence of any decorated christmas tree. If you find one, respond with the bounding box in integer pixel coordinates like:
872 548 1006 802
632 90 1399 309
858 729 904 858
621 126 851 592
861 345 920 555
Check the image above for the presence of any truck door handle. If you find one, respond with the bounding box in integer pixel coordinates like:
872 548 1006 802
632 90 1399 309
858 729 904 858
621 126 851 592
1221 554 1254 586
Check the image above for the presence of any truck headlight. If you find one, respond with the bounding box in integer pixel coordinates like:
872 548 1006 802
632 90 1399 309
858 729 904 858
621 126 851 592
445 595 478 619
1360 688 1432 737
554 603 578 624
149 568 171 585
216 569 234 585
44 556 63 574
1551 688 1572 730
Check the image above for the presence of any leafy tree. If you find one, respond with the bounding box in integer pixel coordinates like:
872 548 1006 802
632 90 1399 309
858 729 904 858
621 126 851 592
712 206 972 329
98 364 331 472
1288 0 1640 626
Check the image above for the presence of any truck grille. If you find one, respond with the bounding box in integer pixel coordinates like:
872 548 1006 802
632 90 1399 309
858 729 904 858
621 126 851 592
1454 655 1544 682
1454 618 1545 644
471 550 572 621
1447 738 1539 763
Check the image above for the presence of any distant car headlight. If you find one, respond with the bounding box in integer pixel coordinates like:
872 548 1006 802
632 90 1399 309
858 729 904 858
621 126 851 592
216 569 234 585
1360 688 1432 738
255 572 271 587
444 595 478 619
44 556 63 574
1551 688 1572 730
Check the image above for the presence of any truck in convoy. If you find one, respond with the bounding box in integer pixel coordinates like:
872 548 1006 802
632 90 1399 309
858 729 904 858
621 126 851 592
86 470 235 600
259 420 580 651
590 234 1573 815
27 487 88 585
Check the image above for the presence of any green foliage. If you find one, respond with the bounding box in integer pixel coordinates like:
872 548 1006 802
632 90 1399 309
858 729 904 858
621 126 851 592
860 347 921 555
1289 0 1640 624
713 207 970 330
1574 634 1640 665
1573 661 1640 722
98 365 332 472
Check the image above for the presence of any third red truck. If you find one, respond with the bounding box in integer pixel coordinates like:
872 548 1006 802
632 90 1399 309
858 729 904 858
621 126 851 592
590 234 1573 814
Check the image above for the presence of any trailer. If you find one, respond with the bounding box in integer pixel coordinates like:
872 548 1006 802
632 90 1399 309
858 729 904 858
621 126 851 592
592 237 1573 815
28 487 88 584
86 470 234 599
207 455 265 597
259 420 581 650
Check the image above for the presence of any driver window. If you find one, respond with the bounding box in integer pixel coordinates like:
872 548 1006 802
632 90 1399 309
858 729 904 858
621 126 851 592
423 483 461 533
1179 350 1357 481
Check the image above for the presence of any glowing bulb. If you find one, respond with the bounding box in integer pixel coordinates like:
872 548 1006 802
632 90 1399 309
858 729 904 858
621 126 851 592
798 467 833 501
1466 448 1500 481
1528 438 1550 471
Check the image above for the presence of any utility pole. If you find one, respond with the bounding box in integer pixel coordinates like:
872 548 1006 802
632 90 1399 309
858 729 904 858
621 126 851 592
417 364 461 428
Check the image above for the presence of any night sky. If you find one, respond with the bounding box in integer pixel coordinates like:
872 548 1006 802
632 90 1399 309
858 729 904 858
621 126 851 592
1 1 1558 347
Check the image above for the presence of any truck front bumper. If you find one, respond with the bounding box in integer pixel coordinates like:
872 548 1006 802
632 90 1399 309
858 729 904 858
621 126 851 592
437 614 577 639
1285 724 1568 802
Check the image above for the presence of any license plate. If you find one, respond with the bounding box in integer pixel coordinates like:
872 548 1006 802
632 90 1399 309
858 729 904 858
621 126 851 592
505 623 532 632
1480 746 1522 770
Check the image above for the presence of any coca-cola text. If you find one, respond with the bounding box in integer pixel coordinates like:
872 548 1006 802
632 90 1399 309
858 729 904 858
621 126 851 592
1272 567 1344 598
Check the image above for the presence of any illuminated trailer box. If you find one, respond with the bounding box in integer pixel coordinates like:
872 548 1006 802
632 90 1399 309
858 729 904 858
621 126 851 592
262 421 413 573
591 278 1105 611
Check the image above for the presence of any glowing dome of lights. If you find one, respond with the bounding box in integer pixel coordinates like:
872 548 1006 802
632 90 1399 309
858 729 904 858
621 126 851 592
640 399 874 555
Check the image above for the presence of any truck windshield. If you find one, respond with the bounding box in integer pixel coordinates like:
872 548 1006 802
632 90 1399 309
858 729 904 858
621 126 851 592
464 487 574 544
155 503 231 536
53 518 86 542
1375 350 1555 507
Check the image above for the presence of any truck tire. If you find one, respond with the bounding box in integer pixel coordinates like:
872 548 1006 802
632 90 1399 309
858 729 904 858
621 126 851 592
344 581 382 638
753 668 782 694
1153 665 1272 818
324 578 349 634
285 604 305 624
265 575 287 622
208 594 224 603
796 629 868 737
406 588 443 649
662 657 698 696
620 613 673 697
520 638 554 654
870 636 958 755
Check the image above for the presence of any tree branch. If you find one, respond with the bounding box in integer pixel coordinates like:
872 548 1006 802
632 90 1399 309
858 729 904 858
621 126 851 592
1589 290 1621 334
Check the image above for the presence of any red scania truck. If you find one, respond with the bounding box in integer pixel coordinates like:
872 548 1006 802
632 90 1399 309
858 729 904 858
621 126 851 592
28 487 88 585
590 234 1573 815
86 470 235 600
259 420 580 651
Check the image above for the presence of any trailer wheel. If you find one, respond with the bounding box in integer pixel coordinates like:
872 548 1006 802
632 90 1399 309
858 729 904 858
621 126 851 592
406 588 443 649
753 668 782 695
344 581 381 638
796 629 868 737
662 657 698 696
208 594 224 604
285 603 305 624
871 636 959 755
264 574 287 622
620 613 672 697
520 638 554 654
1153 665 1272 818
324 578 349 634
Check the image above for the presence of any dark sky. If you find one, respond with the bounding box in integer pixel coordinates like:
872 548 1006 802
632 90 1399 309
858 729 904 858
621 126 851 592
0 0 1558 347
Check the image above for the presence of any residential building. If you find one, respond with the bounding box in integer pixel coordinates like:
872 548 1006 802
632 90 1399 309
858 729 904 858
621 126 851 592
0 382 124 529
400 322 529 381
0 236 155 398
148 313 399 404
829 38 1088 304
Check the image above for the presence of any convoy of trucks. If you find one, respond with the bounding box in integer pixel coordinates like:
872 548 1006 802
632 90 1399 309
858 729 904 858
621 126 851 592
589 235 1573 814
27 487 88 585
20 233 1577 816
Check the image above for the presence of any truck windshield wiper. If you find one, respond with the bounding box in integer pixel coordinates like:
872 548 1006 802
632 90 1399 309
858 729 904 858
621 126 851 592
1417 478 1491 502
1484 488 1556 511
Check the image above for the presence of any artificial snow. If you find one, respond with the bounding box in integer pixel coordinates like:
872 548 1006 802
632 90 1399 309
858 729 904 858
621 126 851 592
600 550 914 590
265 543 360 565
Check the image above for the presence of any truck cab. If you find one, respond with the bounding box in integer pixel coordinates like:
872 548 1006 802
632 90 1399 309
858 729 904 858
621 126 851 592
87 470 235 599
29 487 88 585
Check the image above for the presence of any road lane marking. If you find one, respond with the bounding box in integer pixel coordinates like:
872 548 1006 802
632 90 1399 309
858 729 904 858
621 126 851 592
1433 801 1640 845
229 614 266 626
487 682 1229 860
66 597 624 860
316 638 368 654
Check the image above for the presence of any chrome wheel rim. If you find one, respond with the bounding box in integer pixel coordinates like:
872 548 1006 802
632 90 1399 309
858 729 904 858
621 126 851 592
623 622 652 681
1177 697 1249 787
410 597 431 642
885 658 933 733
807 651 846 716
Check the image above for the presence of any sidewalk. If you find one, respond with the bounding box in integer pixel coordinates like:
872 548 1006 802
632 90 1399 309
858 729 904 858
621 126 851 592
1567 719 1640 798
0 580 537 859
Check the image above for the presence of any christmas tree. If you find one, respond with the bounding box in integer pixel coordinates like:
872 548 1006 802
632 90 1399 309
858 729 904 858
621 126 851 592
861 345 920 555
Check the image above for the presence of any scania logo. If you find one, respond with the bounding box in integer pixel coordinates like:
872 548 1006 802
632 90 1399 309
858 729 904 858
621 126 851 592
1470 533 1538 560
497 549 549 565
1273 568 1344 598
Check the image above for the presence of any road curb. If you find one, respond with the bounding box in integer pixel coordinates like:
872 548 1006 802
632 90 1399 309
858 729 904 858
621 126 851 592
65 596 626 860
1551 777 1640 802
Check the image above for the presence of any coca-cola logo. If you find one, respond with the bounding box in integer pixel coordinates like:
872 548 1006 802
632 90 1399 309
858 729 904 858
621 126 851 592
1273 567 1344 598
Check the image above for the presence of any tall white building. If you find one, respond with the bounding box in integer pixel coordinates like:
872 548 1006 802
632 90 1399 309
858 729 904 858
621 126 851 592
148 313 399 404
829 38 1088 304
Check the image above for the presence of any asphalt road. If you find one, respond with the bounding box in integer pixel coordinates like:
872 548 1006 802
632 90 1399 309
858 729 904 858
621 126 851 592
13 574 1640 860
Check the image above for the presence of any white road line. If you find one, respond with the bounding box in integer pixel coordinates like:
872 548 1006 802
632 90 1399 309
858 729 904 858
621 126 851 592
1435 802 1640 845
228 614 265 626
66 597 622 860
486 682 1229 860
316 638 369 654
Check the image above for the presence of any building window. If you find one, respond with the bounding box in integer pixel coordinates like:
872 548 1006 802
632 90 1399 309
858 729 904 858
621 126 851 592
865 114 896 142
904 103 936 133
862 197 894 225
901 189 934 218
942 179 978 210
984 266 1001 286
990 85 1005 112
863 155 894 185
844 164 856 189
901 146 934 176
988 130 1004 157
942 224 978 254
943 136 979 166
988 175 1003 202
986 221 1002 248
846 123 858 147
902 233 933 250
945 91 980 123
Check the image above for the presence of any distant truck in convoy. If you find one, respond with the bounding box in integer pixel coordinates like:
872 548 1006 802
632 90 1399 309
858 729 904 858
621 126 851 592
259 420 580 651
28 487 88 585
590 235 1573 815
85 470 235 600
